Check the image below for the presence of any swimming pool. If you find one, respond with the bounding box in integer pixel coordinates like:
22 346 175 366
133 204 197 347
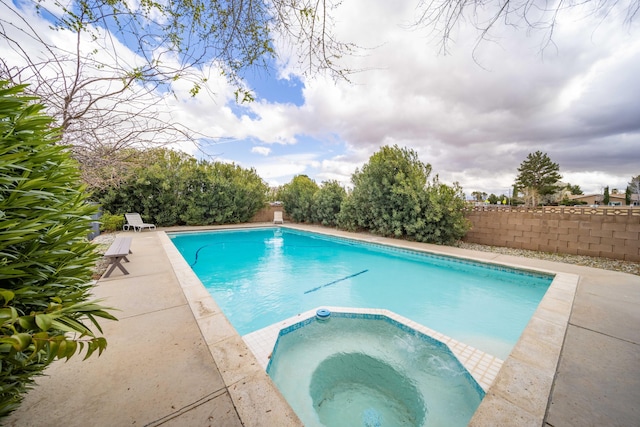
169 227 553 359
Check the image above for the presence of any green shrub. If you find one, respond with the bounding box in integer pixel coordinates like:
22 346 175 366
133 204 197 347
338 145 430 237
95 149 268 226
280 175 319 222
180 162 268 225
559 198 587 206
312 180 346 226
337 145 470 244
336 195 360 231
0 82 116 417
417 177 471 245
99 212 125 232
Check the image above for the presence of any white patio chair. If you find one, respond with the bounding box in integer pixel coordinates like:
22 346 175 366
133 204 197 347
124 213 157 232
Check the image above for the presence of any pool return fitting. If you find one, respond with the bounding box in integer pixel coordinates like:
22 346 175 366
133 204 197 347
316 308 331 321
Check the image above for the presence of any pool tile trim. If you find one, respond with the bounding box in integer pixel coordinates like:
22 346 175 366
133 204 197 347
160 224 579 427
244 307 503 393
282 227 554 280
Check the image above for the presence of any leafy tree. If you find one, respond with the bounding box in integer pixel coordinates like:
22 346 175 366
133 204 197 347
515 151 562 206
603 186 610 205
511 184 523 205
312 181 347 226
209 162 269 224
565 184 583 195
266 187 281 203
498 194 510 205
471 191 487 202
487 194 499 204
0 82 116 417
96 149 189 225
339 145 430 237
335 196 359 232
280 175 319 223
337 145 469 244
556 183 584 206
95 148 268 225
176 160 225 226
416 178 471 245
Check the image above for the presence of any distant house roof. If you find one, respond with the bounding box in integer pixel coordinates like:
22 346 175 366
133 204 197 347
569 193 639 202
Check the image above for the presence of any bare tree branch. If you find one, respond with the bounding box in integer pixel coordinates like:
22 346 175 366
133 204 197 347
412 0 639 53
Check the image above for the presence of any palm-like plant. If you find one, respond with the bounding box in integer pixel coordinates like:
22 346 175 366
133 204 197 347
0 81 116 417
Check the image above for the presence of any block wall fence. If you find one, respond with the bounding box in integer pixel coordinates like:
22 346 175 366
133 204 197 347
251 205 640 262
250 205 287 223
463 206 640 262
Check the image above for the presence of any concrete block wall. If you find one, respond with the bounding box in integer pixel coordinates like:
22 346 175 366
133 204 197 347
463 207 640 262
250 205 288 223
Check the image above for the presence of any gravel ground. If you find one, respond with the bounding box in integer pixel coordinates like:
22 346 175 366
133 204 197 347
89 232 640 278
457 242 640 276
91 233 117 279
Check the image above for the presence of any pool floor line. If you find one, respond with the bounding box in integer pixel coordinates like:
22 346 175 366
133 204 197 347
242 306 504 392
302 269 369 294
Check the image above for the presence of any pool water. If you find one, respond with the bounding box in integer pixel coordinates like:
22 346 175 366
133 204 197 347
169 227 553 358
267 315 485 427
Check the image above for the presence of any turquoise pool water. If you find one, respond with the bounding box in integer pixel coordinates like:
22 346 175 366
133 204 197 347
169 228 553 359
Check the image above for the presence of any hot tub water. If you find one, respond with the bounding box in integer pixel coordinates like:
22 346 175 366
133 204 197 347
267 314 484 427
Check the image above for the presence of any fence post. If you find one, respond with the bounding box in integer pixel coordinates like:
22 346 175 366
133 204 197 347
88 204 102 240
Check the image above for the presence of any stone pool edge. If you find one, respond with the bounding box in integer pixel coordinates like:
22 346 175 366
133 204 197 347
469 272 578 425
158 230 303 427
160 225 578 427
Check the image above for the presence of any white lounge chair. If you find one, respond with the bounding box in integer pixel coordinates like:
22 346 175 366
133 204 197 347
273 211 284 224
124 213 156 232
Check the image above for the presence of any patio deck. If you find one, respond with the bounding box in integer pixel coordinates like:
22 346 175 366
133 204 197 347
5 224 639 426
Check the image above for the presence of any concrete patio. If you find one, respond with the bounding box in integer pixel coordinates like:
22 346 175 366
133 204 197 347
5 225 639 426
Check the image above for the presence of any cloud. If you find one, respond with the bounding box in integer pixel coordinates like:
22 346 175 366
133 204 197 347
251 146 272 156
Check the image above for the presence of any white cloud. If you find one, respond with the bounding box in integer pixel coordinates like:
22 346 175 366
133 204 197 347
562 171 630 195
251 146 272 156
240 153 322 186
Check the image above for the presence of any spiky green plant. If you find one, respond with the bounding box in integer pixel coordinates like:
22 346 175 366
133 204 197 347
0 82 116 417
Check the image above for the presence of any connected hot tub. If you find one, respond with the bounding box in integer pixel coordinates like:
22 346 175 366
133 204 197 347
266 311 485 427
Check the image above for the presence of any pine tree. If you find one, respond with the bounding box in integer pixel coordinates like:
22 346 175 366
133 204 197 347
515 151 562 206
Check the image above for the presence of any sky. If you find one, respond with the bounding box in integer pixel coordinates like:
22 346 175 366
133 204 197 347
3 0 640 197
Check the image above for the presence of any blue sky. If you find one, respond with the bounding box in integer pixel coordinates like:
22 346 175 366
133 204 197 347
3 0 640 197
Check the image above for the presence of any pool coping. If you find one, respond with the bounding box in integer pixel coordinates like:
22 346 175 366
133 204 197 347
160 223 579 426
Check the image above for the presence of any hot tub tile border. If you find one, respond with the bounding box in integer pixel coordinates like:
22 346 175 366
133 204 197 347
244 307 504 393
